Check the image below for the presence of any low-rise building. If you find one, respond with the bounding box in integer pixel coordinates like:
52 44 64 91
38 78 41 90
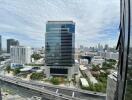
10 46 32 68
79 65 98 84
106 52 119 60
80 78 89 88
91 56 104 66
80 59 88 65
98 51 119 60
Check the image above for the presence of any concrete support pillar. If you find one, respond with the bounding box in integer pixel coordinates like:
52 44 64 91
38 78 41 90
45 66 50 78
68 67 73 80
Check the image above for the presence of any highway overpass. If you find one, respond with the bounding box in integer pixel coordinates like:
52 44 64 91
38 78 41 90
0 75 106 100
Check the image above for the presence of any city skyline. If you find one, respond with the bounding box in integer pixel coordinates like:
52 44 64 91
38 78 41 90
0 0 119 48
0 1 131 100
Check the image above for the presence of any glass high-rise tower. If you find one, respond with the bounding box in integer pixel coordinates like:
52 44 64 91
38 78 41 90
45 21 76 78
7 39 19 53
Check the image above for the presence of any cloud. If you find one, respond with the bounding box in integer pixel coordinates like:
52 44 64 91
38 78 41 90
0 0 120 48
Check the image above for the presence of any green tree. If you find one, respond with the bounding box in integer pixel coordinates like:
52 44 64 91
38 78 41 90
92 64 100 71
102 62 114 70
6 66 11 73
87 82 94 91
31 54 42 60
50 77 60 85
107 59 116 64
13 68 20 75
94 83 103 92
30 72 44 80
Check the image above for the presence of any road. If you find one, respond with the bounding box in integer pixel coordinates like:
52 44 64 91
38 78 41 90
0 75 106 100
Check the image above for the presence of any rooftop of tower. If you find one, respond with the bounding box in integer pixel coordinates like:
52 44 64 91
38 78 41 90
47 21 75 24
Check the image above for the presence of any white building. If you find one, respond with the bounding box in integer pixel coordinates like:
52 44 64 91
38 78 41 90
10 46 32 67
98 51 119 60
106 52 119 60
80 59 88 65
80 78 89 87
92 56 105 66
98 51 106 58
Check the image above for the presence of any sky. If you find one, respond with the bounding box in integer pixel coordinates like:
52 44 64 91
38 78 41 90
0 0 120 48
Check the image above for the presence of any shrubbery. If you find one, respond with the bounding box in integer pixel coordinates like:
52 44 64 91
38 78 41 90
5 66 11 73
5 66 21 75
31 54 42 60
102 62 115 70
50 77 61 85
30 72 44 80
92 64 100 71
81 81 106 93
13 68 21 75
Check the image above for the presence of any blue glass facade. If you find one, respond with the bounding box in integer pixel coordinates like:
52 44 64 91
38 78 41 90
45 21 75 67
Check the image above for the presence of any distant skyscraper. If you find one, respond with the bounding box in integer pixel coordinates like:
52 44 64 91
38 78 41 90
10 46 32 65
104 44 109 50
98 43 103 51
80 45 84 51
7 39 19 53
41 46 44 54
45 21 76 79
0 35 2 54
